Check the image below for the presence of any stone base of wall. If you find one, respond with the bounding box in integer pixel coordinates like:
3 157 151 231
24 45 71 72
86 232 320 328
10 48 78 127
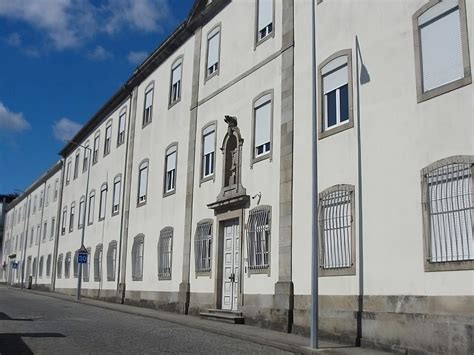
55 287 121 304
124 290 181 313
32 284 52 292
294 295 474 355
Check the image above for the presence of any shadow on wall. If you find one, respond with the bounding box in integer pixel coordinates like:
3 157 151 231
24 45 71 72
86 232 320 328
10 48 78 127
0 333 66 355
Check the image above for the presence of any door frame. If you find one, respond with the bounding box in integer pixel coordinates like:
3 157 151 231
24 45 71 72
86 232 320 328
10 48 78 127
213 208 245 310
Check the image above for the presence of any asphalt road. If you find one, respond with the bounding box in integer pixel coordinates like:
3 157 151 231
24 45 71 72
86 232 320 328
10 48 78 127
0 287 292 354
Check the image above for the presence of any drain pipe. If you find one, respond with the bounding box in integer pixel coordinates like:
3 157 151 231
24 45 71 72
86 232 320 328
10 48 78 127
310 0 319 349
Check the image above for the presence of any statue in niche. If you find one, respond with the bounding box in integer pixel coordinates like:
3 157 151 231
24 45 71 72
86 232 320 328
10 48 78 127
224 134 238 187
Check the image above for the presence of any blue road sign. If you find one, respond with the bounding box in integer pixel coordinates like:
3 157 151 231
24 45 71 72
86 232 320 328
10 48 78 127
12 262 18 269
78 253 88 264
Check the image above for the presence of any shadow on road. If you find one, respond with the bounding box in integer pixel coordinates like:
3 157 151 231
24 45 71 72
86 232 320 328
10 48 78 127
0 312 33 321
0 333 66 355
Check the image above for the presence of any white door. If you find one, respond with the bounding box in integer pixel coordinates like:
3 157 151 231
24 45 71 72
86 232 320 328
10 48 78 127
222 220 240 311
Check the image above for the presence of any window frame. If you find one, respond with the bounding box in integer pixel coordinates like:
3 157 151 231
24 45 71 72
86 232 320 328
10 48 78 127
107 240 118 281
94 244 103 282
65 252 71 278
66 160 72 185
254 0 275 48
318 184 356 277
61 206 67 235
158 227 173 280
57 254 63 279
46 254 52 277
169 56 183 109
83 141 90 173
104 120 113 157
69 202 75 233
132 234 145 281
163 143 178 197
246 205 272 275
117 106 127 147
112 174 122 217
251 90 274 167
82 247 91 282
318 49 354 140
93 132 100 165
137 159 149 207
205 24 222 82
78 196 85 229
88 190 96 226
194 219 213 276
74 150 80 180
421 155 474 272
200 122 217 184
413 0 472 103
99 183 108 221
142 82 154 128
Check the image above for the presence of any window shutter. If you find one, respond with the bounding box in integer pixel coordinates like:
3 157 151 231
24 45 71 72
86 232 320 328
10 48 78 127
106 126 112 139
323 65 348 94
208 32 220 68
419 6 463 91
145 89 153 108
119 113 126 132
258 0 273 31
139 167 148 198
203 131 215 155
255 100 271 147
172 64 182 85
113 181 121 206
167 151 177 172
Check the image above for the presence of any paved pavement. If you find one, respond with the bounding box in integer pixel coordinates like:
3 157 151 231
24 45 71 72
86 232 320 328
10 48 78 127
0 286 393 354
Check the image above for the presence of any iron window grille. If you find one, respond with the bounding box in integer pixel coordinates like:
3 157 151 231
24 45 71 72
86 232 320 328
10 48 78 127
57 254 63 279
46 254 51 277
64 252 71 278
247 206 271 271
158 228 173 280
73 250 79 278
318 184 356 276
194 221 212 274
132 235 144 281
107 241 117 281
422 156 474 271
39 256 43 278
94 245 103 282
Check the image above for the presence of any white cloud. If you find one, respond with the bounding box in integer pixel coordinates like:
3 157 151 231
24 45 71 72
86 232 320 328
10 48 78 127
0 0 172 51
52 118 82 142
87 45 113 61
127 50 149 65
5 32 22 47
0 102 31 133
3 32 40 57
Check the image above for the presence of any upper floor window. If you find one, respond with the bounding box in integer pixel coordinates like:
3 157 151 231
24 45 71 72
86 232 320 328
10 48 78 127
247 206 271 272
256 0 274 44
318 184 356 276
88 190 96 225
74 150 80 179
107 240 117 281
83 142 90 173
194 221 212 274
42 221 47 242
158 227 173 280
45 185 50 206
252 92 273 164
99 183 108 221
137 160 149 206
66 160 72 184
202 124 216 181
104 122 112 156
93 134 100 164
118 108 127 146
50 217 55 240
78 196 85 229
54 179 59 201
421 156 474 271
169 59 182 106
414 0 471 102
206 26 221 79
164 144 177 196
319 50 353 139
143 84 154 127
61 207 67 235
69 203 75 233
132 234 144 281
112 175 121 216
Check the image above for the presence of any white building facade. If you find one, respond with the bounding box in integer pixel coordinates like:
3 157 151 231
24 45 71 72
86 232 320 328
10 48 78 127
2 1 473 353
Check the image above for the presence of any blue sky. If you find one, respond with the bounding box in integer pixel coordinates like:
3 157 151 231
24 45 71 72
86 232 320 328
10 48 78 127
0 0 195 193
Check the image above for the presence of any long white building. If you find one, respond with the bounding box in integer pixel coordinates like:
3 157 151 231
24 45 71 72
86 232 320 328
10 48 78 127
2 1 473 353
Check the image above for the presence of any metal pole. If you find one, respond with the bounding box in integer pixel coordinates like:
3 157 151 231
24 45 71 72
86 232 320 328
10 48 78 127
310 0 319 349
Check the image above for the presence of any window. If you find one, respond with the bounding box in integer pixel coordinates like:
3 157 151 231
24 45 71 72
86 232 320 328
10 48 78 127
99 183 107 221
112 175 121 216
30 227 34 247
39 191 43 208
65 252 71 278
158 227 173 280
206 26 221 78
83 142 90 173
104 122 112 156
318 185 356 276
73 250 79 278
143 84 154 127
421 156 474 271
66 160 72 184
54 179 59 201
319 50 353 138
107 240 117 281
194 221 212 274
118 108 127 146
94 244 103 282
46 254 52 277
88 190 96 225
413 0 471 102
252 92 273 163
32 257 37 277
57 254 63 279
74 150 80 179
247 206 271 271
164 145 177 195
132 235 144 281
169 59 182 106
78 196 85 229
201 124 216 181
69 203 75 232
42 222 47 242
50 217 55 240
36 225 41 245
137 160 149 206
256 0 274 43
45 185 50 206
82 247 91 282
93 134 100 164
33 195 37 214
38 257 44 278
